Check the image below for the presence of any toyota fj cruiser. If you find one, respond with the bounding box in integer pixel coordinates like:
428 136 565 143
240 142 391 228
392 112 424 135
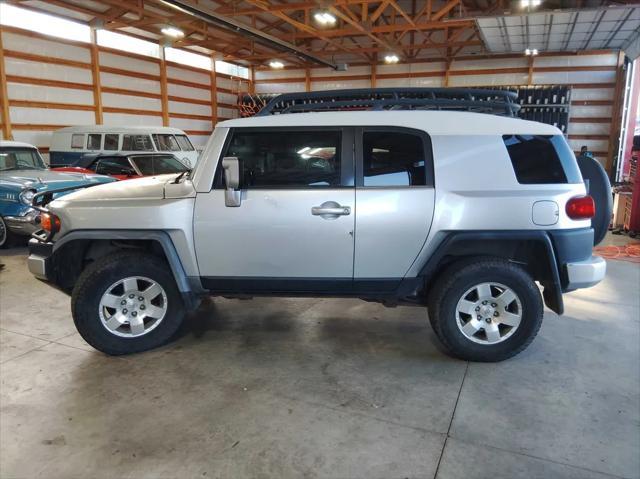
27 89 610 361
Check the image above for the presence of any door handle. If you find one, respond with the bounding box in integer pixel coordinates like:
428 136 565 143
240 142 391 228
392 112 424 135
311 201 351 219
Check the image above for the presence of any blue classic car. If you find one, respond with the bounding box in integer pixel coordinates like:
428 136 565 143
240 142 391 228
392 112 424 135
0 141 115 247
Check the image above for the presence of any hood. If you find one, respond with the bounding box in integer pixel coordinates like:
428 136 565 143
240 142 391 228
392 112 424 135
51 174 179 204
0 168 112 190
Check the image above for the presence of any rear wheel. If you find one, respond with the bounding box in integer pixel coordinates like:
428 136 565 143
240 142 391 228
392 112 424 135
0 216 18 249
71 251 185 355
428 258 543 362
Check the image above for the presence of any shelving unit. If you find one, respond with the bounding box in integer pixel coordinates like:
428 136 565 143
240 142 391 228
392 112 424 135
481 85 572 134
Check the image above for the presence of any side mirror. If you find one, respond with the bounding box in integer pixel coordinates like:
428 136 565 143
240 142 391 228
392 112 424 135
222 156 241 207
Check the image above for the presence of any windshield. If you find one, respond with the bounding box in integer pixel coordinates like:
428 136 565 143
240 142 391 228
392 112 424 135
131 155 189 175
0 148 46 171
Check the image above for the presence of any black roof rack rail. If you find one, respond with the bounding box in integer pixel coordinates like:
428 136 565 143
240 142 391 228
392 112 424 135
256 87 520 117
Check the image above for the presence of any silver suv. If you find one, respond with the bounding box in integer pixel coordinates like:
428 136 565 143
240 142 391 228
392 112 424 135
27 89 610 362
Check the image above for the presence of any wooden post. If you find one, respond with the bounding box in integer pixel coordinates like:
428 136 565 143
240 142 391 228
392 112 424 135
249 67 256 94
444 59 452 87
305 67 311 92
0 28 13 140
371 54 377 88
89 28 103 125
159 45 169 127
210 55 218 126
606 51 626 176
527 55 534 86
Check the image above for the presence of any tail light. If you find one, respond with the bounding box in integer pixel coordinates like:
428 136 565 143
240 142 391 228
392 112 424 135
566 195 595 220
41 213 61 233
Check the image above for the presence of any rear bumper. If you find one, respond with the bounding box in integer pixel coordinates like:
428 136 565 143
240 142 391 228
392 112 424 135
566 255 606 289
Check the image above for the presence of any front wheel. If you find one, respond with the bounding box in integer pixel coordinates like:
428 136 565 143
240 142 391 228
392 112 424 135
71 251 185 355
428 258 543 362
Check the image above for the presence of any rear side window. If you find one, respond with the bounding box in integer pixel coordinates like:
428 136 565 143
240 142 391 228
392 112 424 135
95 157 136 176
502 135 580 184
122 134 153 151
362 131 426 186
87 134 101 150
175 134 195 151
104 134 119 150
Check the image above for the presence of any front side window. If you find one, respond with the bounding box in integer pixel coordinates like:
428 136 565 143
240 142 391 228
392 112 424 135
0 148 46 170
87 134 101 150
122 134 153 151
175 134 195 151
71 133 84 149
152 134 180 152
95 157 136 176
104 134 119 150
503 135 569 184
223 130 342 188
362 131 426 186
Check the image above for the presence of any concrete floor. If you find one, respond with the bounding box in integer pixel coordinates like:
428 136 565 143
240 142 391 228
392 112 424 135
1 241 639 479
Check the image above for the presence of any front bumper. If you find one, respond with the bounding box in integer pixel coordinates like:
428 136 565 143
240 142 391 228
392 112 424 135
565 255 606 289
4 210 40 235
27 239 53 280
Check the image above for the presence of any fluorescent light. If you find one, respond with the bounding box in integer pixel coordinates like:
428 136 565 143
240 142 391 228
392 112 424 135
314 12 336 25
269 60 284 69
520 0 541 7
384 54 400 64
161 26 184 38
525 48 539 56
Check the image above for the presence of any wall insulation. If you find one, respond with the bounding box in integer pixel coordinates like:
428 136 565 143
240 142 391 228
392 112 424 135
254 51 623 166
0 25 250 159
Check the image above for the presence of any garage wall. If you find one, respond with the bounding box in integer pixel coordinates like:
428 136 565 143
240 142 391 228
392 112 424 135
0 25 250 157
254 51 623 163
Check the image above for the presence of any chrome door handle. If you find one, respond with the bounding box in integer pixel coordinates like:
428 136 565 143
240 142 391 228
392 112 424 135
311 201 351 219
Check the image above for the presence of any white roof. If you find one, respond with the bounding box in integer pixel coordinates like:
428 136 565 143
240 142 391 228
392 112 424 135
0 140 37 149
54 125 186 134
219 111 561 136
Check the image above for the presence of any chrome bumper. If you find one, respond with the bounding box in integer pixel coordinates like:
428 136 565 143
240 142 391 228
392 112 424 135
4 210 40 235
27 239 53 281
566 255 606 289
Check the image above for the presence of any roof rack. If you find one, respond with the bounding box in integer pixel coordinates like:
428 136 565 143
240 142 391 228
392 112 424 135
256 88 521 118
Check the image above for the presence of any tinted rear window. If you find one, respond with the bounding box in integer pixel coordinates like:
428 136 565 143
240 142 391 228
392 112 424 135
502 135 580 184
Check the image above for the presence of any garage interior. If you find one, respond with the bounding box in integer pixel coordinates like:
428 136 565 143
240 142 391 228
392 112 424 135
0 1 639 478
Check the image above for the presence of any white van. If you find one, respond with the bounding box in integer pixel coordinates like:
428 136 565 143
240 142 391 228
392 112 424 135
49 126 199 168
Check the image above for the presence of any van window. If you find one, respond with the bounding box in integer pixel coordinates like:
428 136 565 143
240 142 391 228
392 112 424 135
71 134 84 149
152 134 180 152
122 134 153 151
175 134 195 151
87 134 101 150
104 134 119 150
362 131 426 186
503 135 579 184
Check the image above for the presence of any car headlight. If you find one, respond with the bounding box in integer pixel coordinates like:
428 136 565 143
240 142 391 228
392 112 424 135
19 188 37 205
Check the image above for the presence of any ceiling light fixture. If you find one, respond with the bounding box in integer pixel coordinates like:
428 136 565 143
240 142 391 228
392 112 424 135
384 54 400 64
525 48 539 56
161 25 184 38
314 11 336 25
520 0 541 7
269 60 284 69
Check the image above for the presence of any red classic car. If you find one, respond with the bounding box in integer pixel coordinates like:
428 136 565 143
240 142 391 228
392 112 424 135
52 153 190 180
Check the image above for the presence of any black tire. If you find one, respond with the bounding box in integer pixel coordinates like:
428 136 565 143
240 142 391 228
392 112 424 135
71 251 185 355
576 155 612 245
427 257 543 362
